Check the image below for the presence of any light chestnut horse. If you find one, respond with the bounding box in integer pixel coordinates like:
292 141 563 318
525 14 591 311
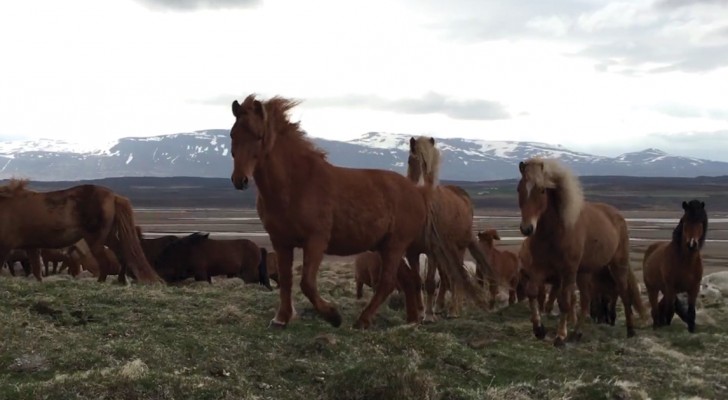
229 94 487 330
517 158 645 346
477 229 521 309
0 180 162 284
643 200 707 332
406 136 491 321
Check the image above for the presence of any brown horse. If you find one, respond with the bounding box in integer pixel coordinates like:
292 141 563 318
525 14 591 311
135 226 181 266
643 200 707 332
477 229 521 309
517 158 645 346
406 136 491 320
354 251 406 299
265 250 279 287
0 179 161 284
154 232 271 288
3 249 31 277
229 94 486 329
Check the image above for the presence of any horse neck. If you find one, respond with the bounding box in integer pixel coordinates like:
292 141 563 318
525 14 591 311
253 135 325 208
535 200 566 240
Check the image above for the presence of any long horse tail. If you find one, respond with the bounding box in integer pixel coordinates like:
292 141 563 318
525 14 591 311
423 199 490 310
467 238 492 288
627 267 647 319
113 196 164 284
258 246 272 290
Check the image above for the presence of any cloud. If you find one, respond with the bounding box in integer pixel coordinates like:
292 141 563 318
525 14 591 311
420 0 728 74
650 103 728 120
571 130 728 161
305 92 510 121
132 0 260 11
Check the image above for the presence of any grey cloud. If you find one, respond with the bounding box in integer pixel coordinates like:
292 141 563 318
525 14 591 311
133 0 260 11
306 92 510 121
420 0 728 73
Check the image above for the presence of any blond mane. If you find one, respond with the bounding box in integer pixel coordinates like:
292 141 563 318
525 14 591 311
0 179 31 198
408 136 441 186
521 157 584 227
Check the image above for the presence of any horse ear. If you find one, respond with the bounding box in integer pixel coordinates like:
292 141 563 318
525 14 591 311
429 137 435 145
493 232 501 240
682 201 688 210
252 99 267 122
519 161 526 173
700 201 705 209
477 231 485 239
232 100 240 118
410 137 416 153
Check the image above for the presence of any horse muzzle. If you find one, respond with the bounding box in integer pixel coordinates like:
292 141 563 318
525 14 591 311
520 223 534 237
687 238 699 251
231 175 249 191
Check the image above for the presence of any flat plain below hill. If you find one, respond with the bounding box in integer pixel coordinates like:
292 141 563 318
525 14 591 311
1 176 728 399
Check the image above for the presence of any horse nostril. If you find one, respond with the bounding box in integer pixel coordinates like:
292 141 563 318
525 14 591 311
520 225 533 236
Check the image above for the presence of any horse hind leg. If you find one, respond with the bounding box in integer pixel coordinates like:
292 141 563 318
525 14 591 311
422 253 439 323
299 239 342 328
270 246 296 328
26 249 44 282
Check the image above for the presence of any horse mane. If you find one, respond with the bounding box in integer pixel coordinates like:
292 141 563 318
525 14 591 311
522 157 584 227
242 94 327 160
0 179 32 198
672 200 708 250
409 136 441 186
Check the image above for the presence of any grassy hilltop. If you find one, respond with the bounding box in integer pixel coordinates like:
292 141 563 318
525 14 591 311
1 263 727 400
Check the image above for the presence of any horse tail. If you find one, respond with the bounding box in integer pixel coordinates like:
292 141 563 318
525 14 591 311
467 238 492 288
627 267 647 319
113 196 163 284
258 246 272 291
423 199 490 310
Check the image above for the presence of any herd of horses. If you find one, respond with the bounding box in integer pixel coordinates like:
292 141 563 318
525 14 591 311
0 93 709 348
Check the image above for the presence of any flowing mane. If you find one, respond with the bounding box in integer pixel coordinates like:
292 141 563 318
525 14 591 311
672 199 708 250
522 157 584 227
408 136 441 186
0 179 32 198
242 94 327 159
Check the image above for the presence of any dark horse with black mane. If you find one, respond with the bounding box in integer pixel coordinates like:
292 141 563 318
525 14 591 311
154 232 271 289
643 200 708 332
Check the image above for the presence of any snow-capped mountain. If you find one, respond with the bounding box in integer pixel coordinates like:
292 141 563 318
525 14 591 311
1 130 727 181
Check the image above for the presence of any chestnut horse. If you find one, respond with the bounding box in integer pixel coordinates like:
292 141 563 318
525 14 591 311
643 200 708 332
0 180 161 283
229 94 487 329
354 251 433 299
477 229 521 309
517 158 645 346
406 136 491 320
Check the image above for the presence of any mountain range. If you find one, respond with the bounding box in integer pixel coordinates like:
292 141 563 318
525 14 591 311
1 130 727 181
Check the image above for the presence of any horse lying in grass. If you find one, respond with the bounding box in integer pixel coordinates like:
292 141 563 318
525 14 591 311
154 232 271 289
477 229 521 309
517 158 645 346
0 180 161 284
229 94 487 329
643 200 708 332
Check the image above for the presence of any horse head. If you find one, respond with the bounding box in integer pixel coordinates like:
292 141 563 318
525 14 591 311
517 160 549 236
477 229 501 248
230 95 271 190
678 199 708 252
407 136 439 186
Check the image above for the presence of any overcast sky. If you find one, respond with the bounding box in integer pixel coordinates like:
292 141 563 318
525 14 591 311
1 0 727 159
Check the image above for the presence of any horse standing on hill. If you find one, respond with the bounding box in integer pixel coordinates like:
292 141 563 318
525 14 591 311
643 200 707 332
0 180 162 284
229 94 487 329
516 158 645 346
476 229 521 309
405 136 491 320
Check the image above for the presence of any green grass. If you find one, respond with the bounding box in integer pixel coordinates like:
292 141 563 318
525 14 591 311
1 266 728 400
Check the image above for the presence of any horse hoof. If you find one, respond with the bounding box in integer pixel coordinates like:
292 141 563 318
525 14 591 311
627 328 636 338
268 319 287 329
324 311 342 328
687 325 696 333
533 324 547 340
553 337 566 348
423 314 438 324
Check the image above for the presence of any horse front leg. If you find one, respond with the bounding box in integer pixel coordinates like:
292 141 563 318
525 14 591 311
682 286 699 333
422 256 439 322
27 249 43 282
526 279 546 339
554 275 576 347
404 251 424 323
570 273 592 341
270 245 295 328
355 245 406 329
299 239 341 328
446 251 466 319
0 249 10 277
